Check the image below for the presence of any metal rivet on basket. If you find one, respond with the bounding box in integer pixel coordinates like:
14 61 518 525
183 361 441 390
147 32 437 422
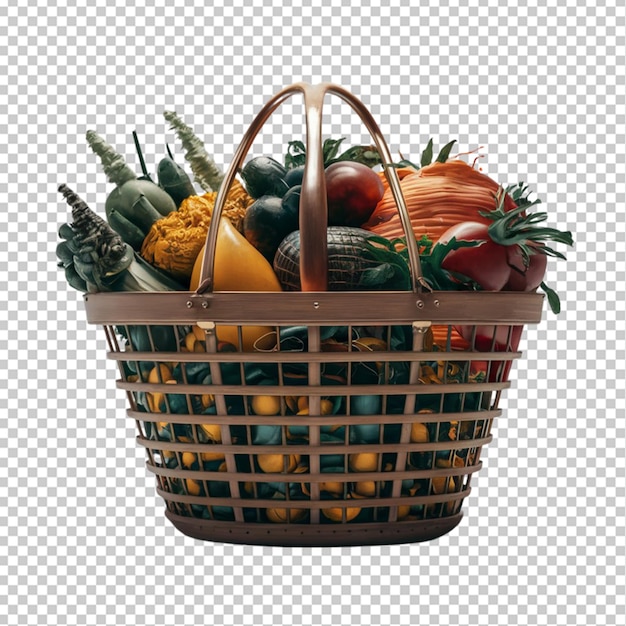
201 301 209 309
313 301 320 309
416 300 424 309
434 299 440 307
186 301 193 308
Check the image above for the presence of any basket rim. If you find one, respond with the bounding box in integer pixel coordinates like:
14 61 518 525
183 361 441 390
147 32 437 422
83 289 544 325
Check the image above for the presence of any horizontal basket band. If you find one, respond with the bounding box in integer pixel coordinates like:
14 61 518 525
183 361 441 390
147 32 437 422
129 408 501 426
109 349 523 364
138 434 492 454
84 290 544 325
146 461 483 482
118 380 509 395
155 487 471 508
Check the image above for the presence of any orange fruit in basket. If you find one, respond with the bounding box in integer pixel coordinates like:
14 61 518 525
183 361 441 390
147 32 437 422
353 481 377 497
266 507 308 523
319 480 345 497
200 424 222 443
322 504 361 522
410 422 430 443
185 479 203 496
251 395 281 416
257 454 300 473
348 453 379 472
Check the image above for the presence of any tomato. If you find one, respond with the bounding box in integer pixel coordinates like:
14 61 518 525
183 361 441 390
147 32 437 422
325 162 384 227
456 324 524 382
456 324 522 353
437 222 512 291
503 244 548 291
437 221 552 292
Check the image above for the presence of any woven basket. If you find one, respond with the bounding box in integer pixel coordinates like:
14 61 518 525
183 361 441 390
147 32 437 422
84 83 543 546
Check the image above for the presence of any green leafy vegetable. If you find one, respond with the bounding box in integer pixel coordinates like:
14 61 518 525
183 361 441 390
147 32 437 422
284 138 381 170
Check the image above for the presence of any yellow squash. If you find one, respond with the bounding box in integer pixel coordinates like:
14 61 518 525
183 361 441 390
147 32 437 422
190 217 282 351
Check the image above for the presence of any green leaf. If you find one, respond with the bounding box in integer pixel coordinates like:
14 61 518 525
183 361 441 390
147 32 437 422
285 140 306 169
422 237 484 290
358 264 395 287
393 158 420 170
540 281 561 314
435 140 457 163
420 139 434 167
322 137 345 163
331 145 382 168
358 263 410 291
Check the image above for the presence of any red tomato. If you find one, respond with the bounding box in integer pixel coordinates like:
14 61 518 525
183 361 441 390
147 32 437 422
437 222 511 291
325 162 384 227
438 222 550 292
503 245 548 291
457 324 523 382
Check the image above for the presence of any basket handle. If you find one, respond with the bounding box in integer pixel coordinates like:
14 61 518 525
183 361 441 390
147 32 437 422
194 82 426 295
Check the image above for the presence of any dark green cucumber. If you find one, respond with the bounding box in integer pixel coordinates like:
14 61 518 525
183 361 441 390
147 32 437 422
158 149 196 207
107 208 148 250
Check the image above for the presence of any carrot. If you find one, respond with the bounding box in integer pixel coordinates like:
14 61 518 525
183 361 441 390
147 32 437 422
430 324 470 351
366 160 518 243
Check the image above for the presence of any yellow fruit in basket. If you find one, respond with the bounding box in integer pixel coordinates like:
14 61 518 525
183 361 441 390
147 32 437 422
354 481 377 497
266 507 308 523
200 424 222 442
147 364 173 383
200 451 225 463
294 397 334 416
397 505 411 520
410 422 430 443
257 454 300 473
182 452 197 468
184 332 198 352
432 475 455 495
348 453 379 472
322 504 361 522
251 395 281 416
189 217 282 352
185 479 202 496
319 480 345 497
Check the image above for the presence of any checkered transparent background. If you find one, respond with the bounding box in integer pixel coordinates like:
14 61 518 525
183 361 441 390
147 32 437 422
1 0 625 624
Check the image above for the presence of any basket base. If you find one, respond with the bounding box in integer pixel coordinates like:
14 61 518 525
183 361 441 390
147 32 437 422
165 510 464 547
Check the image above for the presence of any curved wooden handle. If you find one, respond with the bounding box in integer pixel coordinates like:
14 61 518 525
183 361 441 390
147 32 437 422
194 82 424 295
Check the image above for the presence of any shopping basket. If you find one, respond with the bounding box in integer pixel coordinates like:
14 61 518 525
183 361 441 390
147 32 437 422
83 83 544 546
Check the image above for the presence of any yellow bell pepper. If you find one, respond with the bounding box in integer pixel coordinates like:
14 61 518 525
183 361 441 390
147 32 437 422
189 217 281 351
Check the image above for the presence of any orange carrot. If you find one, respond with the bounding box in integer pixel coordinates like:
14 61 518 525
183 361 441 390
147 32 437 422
366 160 518 243
430 324 470 351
